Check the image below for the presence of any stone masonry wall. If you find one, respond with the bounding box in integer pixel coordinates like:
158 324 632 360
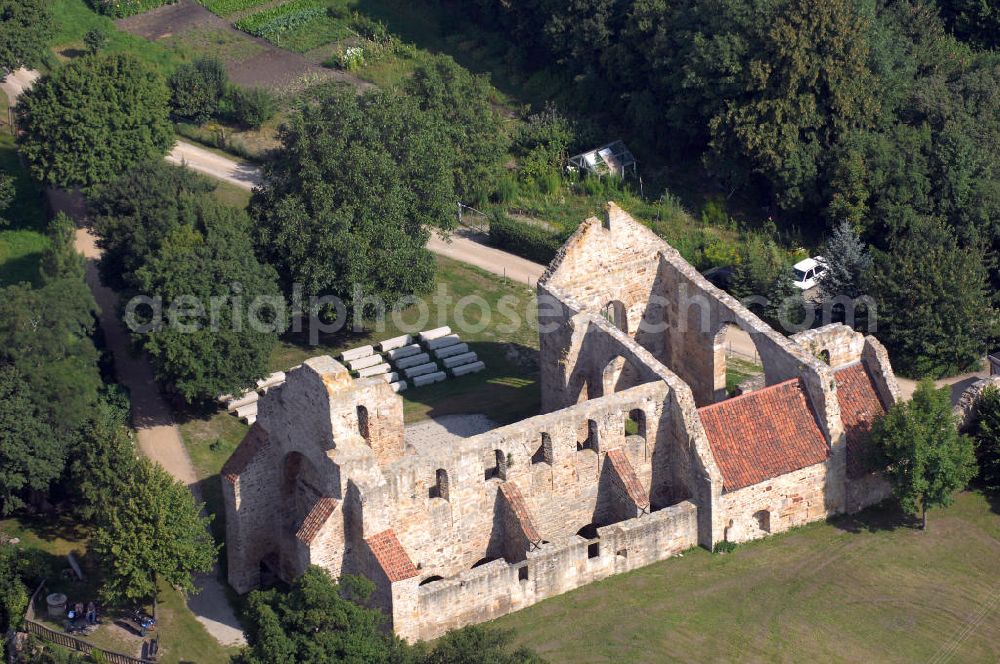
395 500 699 642
720 462 831 543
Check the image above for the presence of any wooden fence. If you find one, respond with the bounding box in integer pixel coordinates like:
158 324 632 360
20 582 155 664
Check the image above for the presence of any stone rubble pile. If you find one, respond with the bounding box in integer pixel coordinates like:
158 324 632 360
218 328 486 424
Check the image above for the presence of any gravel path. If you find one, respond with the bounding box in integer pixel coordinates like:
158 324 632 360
166 140 262 189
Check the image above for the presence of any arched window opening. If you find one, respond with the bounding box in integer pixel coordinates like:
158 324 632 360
713 323 763 404
754 510 771 533
625 408 646 439
578 524 600 559
357 405 371 446
430 468 449 500
603 300 628 334
577 420 598 452
818 349 831 365
532 432 553 464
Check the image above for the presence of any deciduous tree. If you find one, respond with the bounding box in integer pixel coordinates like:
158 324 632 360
251 86 455 324
0 366 61 515
130 202 285 403
972 384 1000 493
872 378 977 529
93 457 217 605
16 54 173 189
0 0 52 74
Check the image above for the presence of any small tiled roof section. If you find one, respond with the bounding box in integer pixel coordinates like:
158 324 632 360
498 482 542 544
698 379 830 492
835 362 888 479
605 448 650 509
221 423 270 484
365 529 418 583
295 497 339 545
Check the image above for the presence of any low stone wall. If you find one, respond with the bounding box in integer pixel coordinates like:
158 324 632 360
396 500 698 641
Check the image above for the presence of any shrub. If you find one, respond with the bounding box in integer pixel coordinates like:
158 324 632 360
227 86 276 129
494 174 519 204
713 540 737 554
489 212 565 264
169 57 228 124
537 169 562 195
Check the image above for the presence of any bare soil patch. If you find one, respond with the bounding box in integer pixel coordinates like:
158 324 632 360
115 0 344 90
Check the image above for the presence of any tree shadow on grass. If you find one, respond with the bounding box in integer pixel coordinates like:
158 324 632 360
829 499 921 534
401 341 540 426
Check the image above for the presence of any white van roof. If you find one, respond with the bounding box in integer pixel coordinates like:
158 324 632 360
793 256 823 271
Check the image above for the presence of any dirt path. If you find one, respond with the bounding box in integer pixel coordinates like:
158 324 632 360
428 229 546 287
0 68 39 103
166 140 262 189
47 190 246 648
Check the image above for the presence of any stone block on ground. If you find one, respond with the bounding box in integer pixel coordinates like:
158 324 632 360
452 361 486 377
256 371 286 390
387 344 423 361
442 352 478 369
357 363 392 378
226 391 258 412
348 354 385 371
413 371 447 387
404 362 439 378
395 352 431 370
427 334 462 351
419 326 452 342
382 372 400 383
341 345 374 362
434 343 469 359
379 335 412 352
235 402 258 419
390 380 408 393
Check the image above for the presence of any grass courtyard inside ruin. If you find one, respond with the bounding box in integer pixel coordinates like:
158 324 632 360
492 490 1000 663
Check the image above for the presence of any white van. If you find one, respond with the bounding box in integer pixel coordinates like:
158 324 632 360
792 256 827 290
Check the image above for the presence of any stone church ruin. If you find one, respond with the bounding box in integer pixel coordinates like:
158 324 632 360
221 203 899 641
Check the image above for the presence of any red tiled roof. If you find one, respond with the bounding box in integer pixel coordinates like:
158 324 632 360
221 423 270 484
295 497 339 544
835 363 888 479
698 379 830 492
605 448 649 509
365 529 418 583
498 482 542 544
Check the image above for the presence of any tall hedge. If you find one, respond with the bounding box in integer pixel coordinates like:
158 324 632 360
488 213 566 265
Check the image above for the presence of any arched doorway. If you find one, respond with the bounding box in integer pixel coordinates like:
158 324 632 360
712 323 762 403
601 354 641 396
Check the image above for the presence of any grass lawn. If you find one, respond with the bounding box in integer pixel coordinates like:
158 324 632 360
49 0 183 76
0 91 49 287
726 357 764 395
493 490 1000 663
270 254 540 424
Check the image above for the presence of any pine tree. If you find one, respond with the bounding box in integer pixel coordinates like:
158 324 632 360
972 385 1000 493
865 217 997 378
